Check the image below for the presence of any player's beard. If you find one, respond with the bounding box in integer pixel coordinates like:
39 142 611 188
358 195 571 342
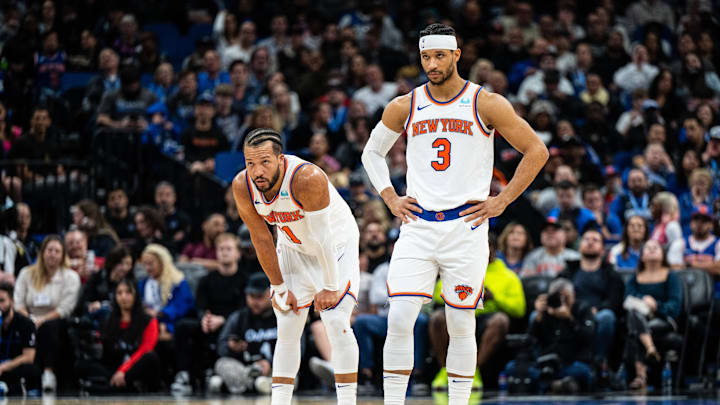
253 166 281 192
427 64 454 86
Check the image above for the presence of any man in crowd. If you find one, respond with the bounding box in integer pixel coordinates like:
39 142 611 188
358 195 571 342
154 181 191 254
179 213 227 271
105 187 136 243
522 215 581 277
668 204 720 272
0 282 40 395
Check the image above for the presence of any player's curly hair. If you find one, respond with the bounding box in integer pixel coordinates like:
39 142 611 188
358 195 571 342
419 23 456 38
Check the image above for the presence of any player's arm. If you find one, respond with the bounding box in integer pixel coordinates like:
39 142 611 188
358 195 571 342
232 171 297 312
291 164 342 310
361 94 422 223
460 92 549 225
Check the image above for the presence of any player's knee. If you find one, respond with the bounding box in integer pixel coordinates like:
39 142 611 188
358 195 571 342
387 298 423 336
445 307 476 338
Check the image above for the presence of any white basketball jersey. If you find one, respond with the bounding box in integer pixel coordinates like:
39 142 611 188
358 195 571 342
404 80 495 211
246 155 357 254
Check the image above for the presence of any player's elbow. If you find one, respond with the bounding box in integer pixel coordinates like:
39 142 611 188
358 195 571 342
534 142 549 165
360 147 377 168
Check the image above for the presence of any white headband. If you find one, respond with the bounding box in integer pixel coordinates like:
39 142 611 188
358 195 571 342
419 35 457 51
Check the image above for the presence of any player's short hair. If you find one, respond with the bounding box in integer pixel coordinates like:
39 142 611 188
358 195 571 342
419 23 456 38
244 128 283 155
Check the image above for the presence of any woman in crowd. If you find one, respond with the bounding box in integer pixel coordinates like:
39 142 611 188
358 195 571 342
649 192 682 249
679 168 715 234
14 235 81 393
496 222 533 273
72 199 119 257
75 245 134 322
138 244 194 339
648 69 684 131
608 215 649 273
76 279 162 392
624 240 682 389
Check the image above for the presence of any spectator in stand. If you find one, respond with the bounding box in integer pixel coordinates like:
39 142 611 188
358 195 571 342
113 14 140 63
198 49 230 94
624 239 682 390
75 245 133 321
7 203 39 277
96 66 157 132
236 225 262 275
64 230 102 284
167 70 199 132
226 60 253 114
289 102 336 153
429 235 525 390
212 11 241 68
76 279 162 392
181 93 230 174
582 185 622 245
34 30 65 93
608 216 649 273
132 206 167 259
558 229 624 365
352 64 397 117
649 192 682 249
359 221 390 274
71 199 119 257
137 32 166 74
679 168 715 234
179 213 227 271
496 222 533 273
0 282 40 395
82 48 120 113
67 29 99 71
305 133 341 176
172 233 247 395
147 62 176 104
521 215 581 277
610 169 653 223
505 278 595 393
154 182 191 254
335 116 370 170
214 84 242 146
106 188 136 243
213 272 275 394
8 105 62 183
613 45 659 94
642 143 675 190
548 181 598 235
14 235 80 393
668 204 720 272
223 186 242 233
138 244 194 338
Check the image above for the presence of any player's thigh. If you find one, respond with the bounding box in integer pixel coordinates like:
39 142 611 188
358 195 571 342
386 220 439 302
438 221 489 310
277 244 318 309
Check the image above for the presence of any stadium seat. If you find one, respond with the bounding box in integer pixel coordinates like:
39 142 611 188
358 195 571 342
175 262 207 297
60 72 95 92
214 152 245 183
675 269 714 387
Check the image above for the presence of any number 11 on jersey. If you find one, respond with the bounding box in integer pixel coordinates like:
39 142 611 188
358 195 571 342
280 226 302 244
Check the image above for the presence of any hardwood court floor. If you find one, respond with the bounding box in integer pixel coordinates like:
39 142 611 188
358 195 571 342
3 395 720 405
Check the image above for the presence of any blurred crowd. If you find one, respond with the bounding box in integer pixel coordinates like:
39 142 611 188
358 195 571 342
0 0 719 398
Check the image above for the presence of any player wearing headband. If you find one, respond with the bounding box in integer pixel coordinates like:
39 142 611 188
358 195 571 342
361 24 548 405
232 129 360 405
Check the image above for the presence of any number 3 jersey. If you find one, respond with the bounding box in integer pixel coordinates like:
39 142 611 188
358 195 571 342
245 154 358 255
404 80 495 211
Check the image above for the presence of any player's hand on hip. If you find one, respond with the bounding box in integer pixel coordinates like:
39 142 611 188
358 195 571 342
314 289 341 311
387 195 422 224
460 196 509 226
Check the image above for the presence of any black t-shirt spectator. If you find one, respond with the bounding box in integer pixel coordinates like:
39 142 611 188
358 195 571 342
8 132 62 176
180 125 229 162
0 313 36 362
107 213 136 241
165 210 192 241
195 270 247 318
97 88 157 120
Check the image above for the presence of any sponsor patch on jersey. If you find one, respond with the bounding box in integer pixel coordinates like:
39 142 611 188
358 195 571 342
460 97 471 104
280 190 289 197
455 284 473 301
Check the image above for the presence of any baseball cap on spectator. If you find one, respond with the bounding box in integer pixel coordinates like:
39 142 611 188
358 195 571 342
215 84 233 97
543 214 563 231
245 272 270 294
529 100 556 121
709 126 720 142
238 224 253 248
196 92 214 105
691 204 713 220
642 99 659 111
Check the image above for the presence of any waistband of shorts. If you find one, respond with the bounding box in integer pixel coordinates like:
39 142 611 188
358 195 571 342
416 203 474 222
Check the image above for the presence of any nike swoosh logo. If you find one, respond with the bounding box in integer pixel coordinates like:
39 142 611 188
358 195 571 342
337 384 349 388
417 104 431 111
254 200 261 205
471 224 480 230
272 385 282 389
452 379 469 383
383 376 396 379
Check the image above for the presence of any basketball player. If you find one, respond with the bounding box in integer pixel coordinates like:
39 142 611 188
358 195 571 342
361 24 548 405
232 129 360 405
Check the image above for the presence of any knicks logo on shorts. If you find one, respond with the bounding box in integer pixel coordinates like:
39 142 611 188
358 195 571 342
454 285 473 301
